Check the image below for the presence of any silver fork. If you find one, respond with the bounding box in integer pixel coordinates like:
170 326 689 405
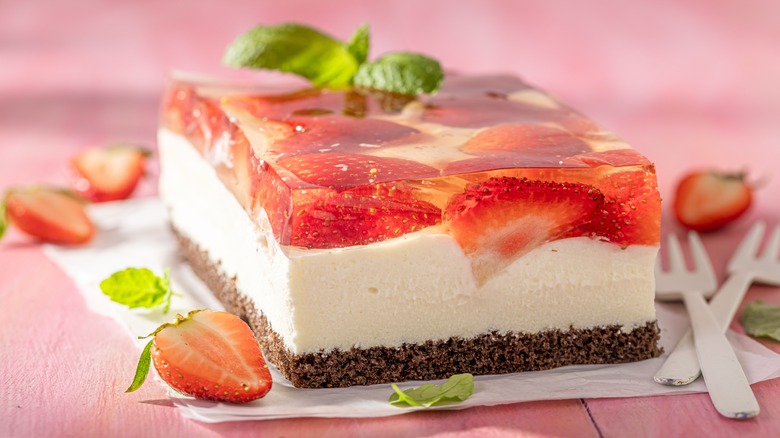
655 222 780 388
654 231 759 419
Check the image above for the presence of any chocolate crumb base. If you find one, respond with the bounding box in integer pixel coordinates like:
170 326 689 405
173 226 663 389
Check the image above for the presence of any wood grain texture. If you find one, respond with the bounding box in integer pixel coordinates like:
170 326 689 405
2 0 780 436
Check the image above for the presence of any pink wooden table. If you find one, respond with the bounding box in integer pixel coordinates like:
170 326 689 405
2 1 780 436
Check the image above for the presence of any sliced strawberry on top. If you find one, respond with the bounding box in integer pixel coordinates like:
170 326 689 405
278 152 440 191
225 88 345 120
70 144 150 202
445 177 602 283
673 170 752 232
127 310 272 404
462 124 592 156
269 115 419 157
423 96 563 129
2 186 94 245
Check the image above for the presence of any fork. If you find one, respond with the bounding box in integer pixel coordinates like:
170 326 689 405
655 222 780 389
654 231 759 419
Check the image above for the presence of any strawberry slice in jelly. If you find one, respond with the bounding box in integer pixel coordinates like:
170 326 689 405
462 124 592 156
288 185 441 249
270 116 419 157
278 152 440 191
445 177 601 283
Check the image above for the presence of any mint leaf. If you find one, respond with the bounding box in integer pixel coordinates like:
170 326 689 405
389 373 474 407
223 23 359 87
346 24 369 64
354 52 444 95
126 339 154 392
100 267 173 312
741 300 780 341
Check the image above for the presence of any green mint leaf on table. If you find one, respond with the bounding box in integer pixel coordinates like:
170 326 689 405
100 267 173 313
389 373 474 407
741 300 780 341
126 339 154 392
346 24 370 64
354 52 444 95
222 23 359 88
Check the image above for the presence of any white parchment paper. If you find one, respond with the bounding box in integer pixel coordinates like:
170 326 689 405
44 197 780 422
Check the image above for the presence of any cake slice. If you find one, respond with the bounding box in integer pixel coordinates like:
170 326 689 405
158 73 662 388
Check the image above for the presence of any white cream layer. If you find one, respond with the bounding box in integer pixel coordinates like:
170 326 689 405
158 129 658 355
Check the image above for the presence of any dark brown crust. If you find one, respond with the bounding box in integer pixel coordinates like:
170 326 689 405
174 227 662 389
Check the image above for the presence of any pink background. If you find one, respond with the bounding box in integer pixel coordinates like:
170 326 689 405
2 0 780 436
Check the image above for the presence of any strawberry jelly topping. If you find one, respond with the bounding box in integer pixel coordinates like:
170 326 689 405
162 75 660 250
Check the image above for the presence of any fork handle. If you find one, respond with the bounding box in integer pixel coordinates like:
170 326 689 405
681 290 759 419
654 271 753 386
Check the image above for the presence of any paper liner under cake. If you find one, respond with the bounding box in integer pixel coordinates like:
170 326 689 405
174 227 662 389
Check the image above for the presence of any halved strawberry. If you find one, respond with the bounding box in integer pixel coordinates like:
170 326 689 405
289 184 441 249
127 310 272 404
278 152 440 191
1 186 94 245
70 144 150 202
445 177 601 283
673 170 752 232
461 124 592 161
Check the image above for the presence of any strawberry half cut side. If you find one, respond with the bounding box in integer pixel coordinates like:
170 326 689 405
127 310 272 404
445 177 602 284
2 186 94 245
70 144 150 202
673 170 752 232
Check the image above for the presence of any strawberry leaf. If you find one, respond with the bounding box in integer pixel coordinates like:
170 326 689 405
100 267 174 312
126 339 154 393
741 300 780 341
389 373 474 407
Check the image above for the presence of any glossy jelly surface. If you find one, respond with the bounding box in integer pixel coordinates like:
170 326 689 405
161 74 661 252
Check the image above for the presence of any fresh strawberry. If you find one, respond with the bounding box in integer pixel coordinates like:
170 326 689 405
673 170 752 232
461 124 591 156
278 152 440 191
70 144 149 202
127 310 272 404
445 177 601 283
289 185 441 249
1 186 94 245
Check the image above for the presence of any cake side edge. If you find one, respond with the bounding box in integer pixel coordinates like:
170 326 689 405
173 225 662 389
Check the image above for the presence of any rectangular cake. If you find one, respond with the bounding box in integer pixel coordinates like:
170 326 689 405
157 73 662 388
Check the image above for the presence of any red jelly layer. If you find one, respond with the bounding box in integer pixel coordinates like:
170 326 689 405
161 74 661 250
